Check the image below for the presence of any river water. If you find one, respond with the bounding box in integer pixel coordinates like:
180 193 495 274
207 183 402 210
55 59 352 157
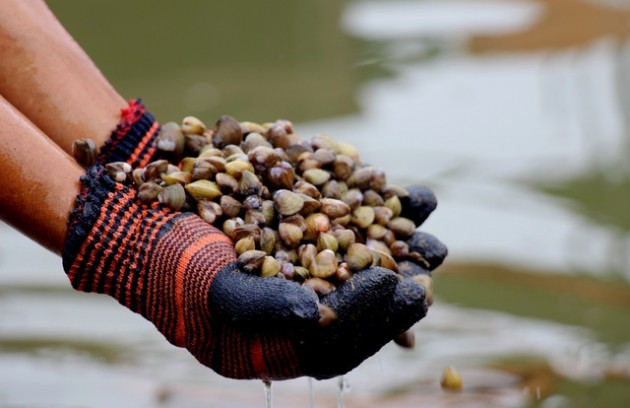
1 0 630 407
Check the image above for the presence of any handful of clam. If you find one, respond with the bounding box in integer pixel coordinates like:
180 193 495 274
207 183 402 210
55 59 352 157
79 115 435 301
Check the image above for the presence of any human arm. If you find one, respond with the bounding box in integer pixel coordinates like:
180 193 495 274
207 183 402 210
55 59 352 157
0 95 83 254
0 0 126 155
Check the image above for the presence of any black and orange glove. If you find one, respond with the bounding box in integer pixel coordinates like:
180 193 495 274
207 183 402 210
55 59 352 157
96 99 159 168
62 166 428 380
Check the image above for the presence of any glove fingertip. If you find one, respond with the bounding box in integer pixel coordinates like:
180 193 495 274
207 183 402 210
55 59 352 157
407 231 448 271
401 185 437 226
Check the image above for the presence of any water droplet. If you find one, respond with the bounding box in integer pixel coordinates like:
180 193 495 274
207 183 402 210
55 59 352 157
337 375 349 408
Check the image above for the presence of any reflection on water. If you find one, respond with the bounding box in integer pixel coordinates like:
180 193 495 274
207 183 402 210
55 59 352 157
2 0 630 406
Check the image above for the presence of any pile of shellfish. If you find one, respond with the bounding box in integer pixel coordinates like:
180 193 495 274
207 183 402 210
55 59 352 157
78 115 434 301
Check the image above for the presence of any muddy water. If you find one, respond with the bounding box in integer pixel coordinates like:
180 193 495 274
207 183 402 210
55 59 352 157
2 0 630 407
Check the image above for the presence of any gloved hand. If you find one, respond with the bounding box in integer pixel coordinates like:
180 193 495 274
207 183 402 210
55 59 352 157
63 166 428 380
398 185 448 277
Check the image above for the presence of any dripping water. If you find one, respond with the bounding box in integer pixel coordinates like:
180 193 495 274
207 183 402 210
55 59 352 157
308 377 315 408
337 375 350 408
263 380 273 408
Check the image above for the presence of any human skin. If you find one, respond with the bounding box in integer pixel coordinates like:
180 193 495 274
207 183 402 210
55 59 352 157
0 95 83 254
0 0 126 155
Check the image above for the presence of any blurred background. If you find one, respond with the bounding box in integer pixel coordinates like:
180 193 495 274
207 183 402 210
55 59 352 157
1 0 630 406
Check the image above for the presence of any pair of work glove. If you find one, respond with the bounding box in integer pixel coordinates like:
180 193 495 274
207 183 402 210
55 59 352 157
62 100 447 380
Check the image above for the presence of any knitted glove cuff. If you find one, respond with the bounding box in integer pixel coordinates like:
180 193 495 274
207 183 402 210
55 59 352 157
62 166 117 272
97 99 159 167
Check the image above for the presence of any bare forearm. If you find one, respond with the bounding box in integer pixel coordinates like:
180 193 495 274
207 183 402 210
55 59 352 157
0 0 126 154
0 96 83 254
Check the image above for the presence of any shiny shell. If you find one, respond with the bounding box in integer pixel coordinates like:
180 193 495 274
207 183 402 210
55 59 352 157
273 189 304 216
387 217 416 238
158 183 186 210
261 256 281 277
197 200 222 224
185 180 222 201
181 116 206 135
137 182 163 203
303 278 335 297
440 366 463 391
309 249 338 279
346 243 373 272
213 115 243 148
352 206 375 229
237 250 267 273
278 222 303 247
72 138 98 168
320 198 351 219
303 168 331 186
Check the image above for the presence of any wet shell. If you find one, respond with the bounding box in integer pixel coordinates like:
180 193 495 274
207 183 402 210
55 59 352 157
352 206 375 229
241 133 272 153
273 189 304 216
317 304 337 327
299 194 322 216
320 198 351 219
332 229 355 251
317 232 338 252
313 148 336 166
387 217 416 239
413 274 434 306
235 236 256 255
341 189 363 210
239 170 262 196
260 227 278 255
441 366 463 391
240 121 266 135
197 200 222 224
158 183 186 210
346 243 373 272
278 222 303 247
142 160 169 182
362 190 384 207
390 240 409 259
220 195 243 218
225 159 255 179
248 146 281 168
293 180 322 199
335 262 352 282
373 250 398 272
321 180 341 199
266 161 294 190
185 180 222 201
72 138 98 168
384 195 402 217
213 115 243 148
298 243 318 268
303 168 331 186
106 162 131 182
216 172 239 194
161 171 191 186
303 278 334 297
185 134 207 154
137 182 163 202
332 155 354 180
237 250 267 273
181 116 206 135
261 256 281 277
373 206 394 226
309 249 338 279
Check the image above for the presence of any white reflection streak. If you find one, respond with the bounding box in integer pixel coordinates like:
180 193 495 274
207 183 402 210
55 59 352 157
323 0 630 277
